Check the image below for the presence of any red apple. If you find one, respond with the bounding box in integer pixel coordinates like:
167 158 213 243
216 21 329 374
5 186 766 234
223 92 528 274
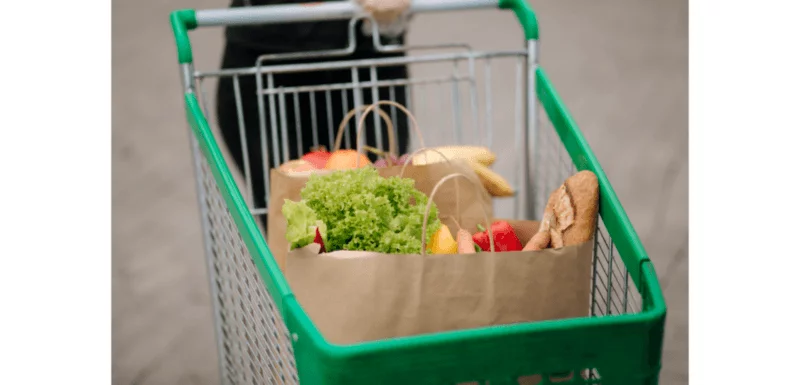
302 146 331 169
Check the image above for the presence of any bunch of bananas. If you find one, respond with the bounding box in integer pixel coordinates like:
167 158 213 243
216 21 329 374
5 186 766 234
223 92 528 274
411 146 514 197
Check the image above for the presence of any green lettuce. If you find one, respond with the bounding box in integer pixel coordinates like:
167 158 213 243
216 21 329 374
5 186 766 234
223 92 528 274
297 167 441 254
282 199 327 250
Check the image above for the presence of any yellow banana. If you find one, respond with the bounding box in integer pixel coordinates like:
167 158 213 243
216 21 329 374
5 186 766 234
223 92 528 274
468 160 515 197
412 146 496 167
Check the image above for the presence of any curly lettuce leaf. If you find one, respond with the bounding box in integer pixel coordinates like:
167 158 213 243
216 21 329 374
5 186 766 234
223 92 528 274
299 168 441 254
282 199 327 250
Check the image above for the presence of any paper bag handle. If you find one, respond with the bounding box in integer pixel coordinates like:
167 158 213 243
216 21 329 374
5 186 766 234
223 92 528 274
399 147 462 224
332 105 396 155
355 101 426 167
398 147 456 178
421 173 495 255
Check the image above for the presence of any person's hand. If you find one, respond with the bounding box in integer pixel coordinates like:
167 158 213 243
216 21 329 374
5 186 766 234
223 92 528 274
356 0 411 38
359 0 410 23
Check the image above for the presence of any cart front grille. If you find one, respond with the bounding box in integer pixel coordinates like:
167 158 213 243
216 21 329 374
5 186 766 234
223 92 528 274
197 138 298 385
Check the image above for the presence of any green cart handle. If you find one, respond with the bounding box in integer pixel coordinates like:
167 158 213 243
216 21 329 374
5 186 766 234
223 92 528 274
171 0 538 63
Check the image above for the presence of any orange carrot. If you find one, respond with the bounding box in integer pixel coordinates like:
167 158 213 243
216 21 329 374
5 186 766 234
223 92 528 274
457 229 476 254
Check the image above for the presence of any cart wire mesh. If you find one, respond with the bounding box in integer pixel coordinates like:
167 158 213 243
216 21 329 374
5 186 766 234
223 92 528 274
190 49 642 384
194 136 299 385
195 49 533 221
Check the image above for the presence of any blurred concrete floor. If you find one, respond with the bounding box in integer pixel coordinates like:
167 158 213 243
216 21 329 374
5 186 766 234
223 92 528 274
112 0 687 384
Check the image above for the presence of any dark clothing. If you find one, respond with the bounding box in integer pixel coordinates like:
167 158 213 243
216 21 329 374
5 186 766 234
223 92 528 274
225 0 352 53
215 3 411 226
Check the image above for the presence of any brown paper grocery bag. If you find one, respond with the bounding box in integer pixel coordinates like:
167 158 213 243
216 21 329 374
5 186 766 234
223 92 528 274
267 101 493 270
285 173 593 345
286 220 593 345
267 158 491 270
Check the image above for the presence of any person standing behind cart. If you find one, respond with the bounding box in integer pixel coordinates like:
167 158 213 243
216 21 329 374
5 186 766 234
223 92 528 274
215 0 413 228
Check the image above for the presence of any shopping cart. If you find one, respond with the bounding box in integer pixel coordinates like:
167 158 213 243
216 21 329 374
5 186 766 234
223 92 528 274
170 1 666 384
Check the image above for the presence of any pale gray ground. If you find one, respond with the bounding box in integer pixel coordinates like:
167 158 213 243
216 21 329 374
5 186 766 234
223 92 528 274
112 0 687 383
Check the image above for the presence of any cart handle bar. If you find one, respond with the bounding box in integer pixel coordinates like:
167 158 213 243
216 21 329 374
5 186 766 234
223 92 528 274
171 0 538 63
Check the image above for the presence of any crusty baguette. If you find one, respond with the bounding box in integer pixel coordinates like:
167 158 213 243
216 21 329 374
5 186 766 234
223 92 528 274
522 209 554 251
522 226 551 251
553 170 599 246
523 170 599 250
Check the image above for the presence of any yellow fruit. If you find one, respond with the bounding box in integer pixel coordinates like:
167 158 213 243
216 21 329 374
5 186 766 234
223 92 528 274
468 160 515 197
429 225 458 254
412 146 496 167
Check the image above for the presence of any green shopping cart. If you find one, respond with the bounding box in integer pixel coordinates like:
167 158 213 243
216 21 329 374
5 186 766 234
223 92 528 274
170 1 667 383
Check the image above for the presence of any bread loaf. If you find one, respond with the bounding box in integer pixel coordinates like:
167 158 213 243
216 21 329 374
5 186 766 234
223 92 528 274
552 170 599 246
521 170 599 250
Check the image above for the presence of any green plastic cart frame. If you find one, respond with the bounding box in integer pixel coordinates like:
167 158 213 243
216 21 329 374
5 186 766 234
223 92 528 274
170 1 667 384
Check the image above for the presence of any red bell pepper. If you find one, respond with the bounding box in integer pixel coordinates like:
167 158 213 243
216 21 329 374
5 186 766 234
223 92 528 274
473 221 523 252
314 227 326 254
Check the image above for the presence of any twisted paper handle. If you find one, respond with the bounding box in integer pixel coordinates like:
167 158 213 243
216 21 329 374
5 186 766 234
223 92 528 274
421 173 495 255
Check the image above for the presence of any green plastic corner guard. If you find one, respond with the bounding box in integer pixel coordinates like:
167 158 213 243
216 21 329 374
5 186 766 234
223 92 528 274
498 0 539 40
171 9 197 64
